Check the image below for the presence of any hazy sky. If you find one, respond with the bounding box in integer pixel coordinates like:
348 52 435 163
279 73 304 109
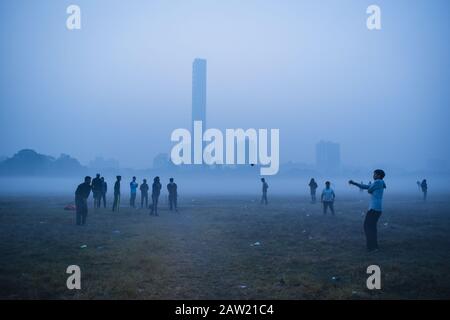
0 0 449 170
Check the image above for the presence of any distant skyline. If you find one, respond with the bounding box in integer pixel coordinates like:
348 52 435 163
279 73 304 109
1 0 449 171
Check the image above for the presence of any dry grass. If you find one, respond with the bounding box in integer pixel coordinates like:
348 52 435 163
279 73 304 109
0 193 450 299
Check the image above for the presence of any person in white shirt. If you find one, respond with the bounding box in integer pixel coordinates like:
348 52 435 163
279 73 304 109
349 169 386 253
321 181 335 215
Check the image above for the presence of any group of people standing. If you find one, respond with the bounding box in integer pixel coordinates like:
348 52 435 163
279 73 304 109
113 175 178 214
260 170 387 253
76 168 421 253
75 175 178 225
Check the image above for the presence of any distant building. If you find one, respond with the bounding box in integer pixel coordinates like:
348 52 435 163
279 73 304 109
192 58 207 165
316 141 341 174
192 58 207 133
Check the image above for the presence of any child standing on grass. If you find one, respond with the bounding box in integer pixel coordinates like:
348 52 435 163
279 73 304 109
321 181 335 215
349 169 386 253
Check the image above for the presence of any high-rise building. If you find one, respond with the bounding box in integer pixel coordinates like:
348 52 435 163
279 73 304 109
192 58 207 133
316 140 341 174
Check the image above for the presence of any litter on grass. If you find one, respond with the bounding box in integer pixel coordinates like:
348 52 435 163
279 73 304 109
64 204 76 211
331 276 340 282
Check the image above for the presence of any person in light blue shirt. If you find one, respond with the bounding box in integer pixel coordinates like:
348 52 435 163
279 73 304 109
349 169 386 253
129 176 138 208
321 181 335 215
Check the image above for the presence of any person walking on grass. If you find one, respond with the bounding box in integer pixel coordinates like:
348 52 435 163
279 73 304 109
321 181 335 215
349 169 386 253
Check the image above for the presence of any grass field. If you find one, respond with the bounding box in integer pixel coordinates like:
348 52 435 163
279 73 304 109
1 193 450 299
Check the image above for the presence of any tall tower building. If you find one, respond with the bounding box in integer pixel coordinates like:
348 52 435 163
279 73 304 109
192 58 207 133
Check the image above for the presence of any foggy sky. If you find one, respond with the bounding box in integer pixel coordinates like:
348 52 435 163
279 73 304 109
1 0 449 170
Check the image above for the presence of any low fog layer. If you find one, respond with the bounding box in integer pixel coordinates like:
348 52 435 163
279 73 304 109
0 175 448 197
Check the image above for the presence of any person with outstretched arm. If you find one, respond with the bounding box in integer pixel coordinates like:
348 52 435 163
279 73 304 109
349 169 386 253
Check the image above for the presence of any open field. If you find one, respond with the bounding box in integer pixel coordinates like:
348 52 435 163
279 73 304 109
1 193 450 299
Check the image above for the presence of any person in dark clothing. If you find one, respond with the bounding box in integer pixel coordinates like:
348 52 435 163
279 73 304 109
167 178 178 212
349 169 386 253
308 178 318 203
261 178 268 205
150 176 162 216
100 177 107 208
75 176 92 225
140 179 149 209
112 176 121 212
421 179 428 201
91 173 102 208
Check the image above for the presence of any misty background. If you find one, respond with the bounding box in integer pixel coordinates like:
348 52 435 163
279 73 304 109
0 0 449 194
